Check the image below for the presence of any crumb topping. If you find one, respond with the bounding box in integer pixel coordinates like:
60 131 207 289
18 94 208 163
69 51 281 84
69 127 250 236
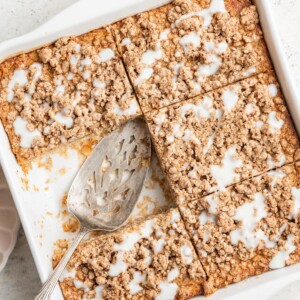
146 73 300 203
0 29 140 162
112 0 269 112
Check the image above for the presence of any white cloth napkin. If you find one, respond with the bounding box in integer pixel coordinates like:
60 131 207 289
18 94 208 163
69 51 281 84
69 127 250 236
0 166 20 273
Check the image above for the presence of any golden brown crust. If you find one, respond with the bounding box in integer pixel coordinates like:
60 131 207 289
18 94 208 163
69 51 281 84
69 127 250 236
111 0 271 112
180 164 300 294
58 209 206 299
146 72 300 203
0 28 140 164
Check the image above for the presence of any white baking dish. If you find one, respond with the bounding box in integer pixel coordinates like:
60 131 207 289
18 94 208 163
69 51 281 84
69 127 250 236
0 0 299 299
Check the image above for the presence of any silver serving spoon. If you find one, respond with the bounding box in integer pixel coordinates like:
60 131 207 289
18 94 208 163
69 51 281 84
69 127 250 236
35 118 151 300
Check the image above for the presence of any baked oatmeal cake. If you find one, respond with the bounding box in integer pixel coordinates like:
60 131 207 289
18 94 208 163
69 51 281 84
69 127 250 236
180 163 300 295
111 0 271 112
146 72 300 203
58 209 206 299
0 28 140 163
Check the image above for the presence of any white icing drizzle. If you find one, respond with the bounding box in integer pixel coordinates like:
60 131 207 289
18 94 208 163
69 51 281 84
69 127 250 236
121 38 131 45
108 251 129 277
230 193 276 249
174 0 226 27
243 66 256 77
83 71 91 80
167 268 180 282
93 79 106 89
180 97 213 119
74 43 81 53
203 230 210 243
188 165 199 179
206 194 219 214
137 29 170 86
198 54 221 78
156 267 180 300
268 111 284 134
290 187 300 219
199 210 216 226
113 100 139 116
172 62 184 83
95 285 104 299
7 70 28 102
67 72 74 80
13 116 41 148
129 271 146 295
256 120 263 128
267 169 286 189
210 147 242 191
70 54 79 66
203 108 222 155
268 84 278 98
135 68 154 86
159 29 170 41
222 87 239 112
245 103 256 115
108 220 154 277
156 281 178 300
74 279 90 292
29 63 43 94
154 238 165 254
54 76 65 96
180 243 194 264
269 234 296 269
144 256 152 266
267 154 286 169
59 267 76 282
154 111 167 133
197 41 227 79
179 31 200 53
141 48 163 66
54 91 81 129
54 109 73 128
81 56 91 67
171 210 181 223
203 133 215 155
99 48 115 62
182 129 200 144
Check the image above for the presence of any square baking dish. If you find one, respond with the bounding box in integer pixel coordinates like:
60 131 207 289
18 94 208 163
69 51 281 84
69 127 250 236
0 0 300 299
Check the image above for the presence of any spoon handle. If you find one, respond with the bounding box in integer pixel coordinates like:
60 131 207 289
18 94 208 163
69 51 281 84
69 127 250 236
34 226 88 300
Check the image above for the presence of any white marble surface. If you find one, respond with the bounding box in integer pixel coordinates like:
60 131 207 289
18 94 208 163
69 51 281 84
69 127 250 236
0 0 300 299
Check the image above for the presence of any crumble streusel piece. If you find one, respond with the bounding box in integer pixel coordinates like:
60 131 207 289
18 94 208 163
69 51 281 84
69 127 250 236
58 209 206 299
146 72 300 203
0 28 140 163
180 163 300 295
111 0 271 112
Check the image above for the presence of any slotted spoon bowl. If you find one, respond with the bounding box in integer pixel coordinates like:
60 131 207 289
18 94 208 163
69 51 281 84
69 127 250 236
35 117 151 300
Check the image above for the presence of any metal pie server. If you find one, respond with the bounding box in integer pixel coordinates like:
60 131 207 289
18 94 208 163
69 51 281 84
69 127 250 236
35 117 151 300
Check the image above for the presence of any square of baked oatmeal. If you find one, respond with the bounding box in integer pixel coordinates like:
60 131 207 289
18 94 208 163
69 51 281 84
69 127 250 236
146 72 300 203
58 209 206 300
111 0 271 112
0 28 140 163
180 163 300 294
